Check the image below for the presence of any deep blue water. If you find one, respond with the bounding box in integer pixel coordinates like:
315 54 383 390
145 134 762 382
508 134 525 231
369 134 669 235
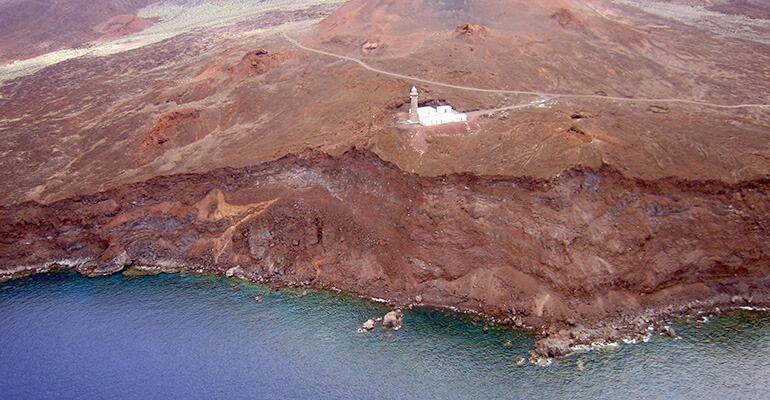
0 273 768 400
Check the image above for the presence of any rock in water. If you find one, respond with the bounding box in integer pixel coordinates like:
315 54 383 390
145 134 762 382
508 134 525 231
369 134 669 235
382 310 403 330
660 325 677 339
362 319 376 331
515 356 526 366
503 340 514 349
254 295 263 304
576 359 586 371
534 335 573 358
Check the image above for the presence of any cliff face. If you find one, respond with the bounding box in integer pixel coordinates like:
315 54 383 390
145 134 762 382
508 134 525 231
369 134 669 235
2 151 768 341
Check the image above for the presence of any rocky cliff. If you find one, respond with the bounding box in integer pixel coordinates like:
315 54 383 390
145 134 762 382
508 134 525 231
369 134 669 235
2 150 768 357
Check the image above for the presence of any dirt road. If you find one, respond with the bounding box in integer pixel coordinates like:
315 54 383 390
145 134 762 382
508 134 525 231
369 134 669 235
282 33 770 111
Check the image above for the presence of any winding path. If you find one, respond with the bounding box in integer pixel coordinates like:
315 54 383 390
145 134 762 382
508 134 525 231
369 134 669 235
282 33 770 111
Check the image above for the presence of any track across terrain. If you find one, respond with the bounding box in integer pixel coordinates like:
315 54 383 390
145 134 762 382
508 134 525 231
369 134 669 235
282 33 770 111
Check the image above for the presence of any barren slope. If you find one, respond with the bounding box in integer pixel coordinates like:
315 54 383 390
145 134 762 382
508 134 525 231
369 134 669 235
1 0 768 206
0 0 157 64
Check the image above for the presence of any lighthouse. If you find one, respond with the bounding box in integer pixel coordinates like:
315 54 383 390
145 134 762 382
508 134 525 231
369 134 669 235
409 86 419 123
407 86 468 126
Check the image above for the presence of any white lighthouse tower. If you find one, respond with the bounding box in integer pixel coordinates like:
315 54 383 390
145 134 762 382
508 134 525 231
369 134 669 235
409 86 420 123
407 86 468 126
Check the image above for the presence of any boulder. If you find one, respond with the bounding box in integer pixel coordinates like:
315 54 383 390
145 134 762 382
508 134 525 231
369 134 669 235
362 319 376 331
225 266 239 278
361 40 379 53
382 310 403 330
455 23 488 40
659 325 677 339
529 351 553 367
534 335 573 358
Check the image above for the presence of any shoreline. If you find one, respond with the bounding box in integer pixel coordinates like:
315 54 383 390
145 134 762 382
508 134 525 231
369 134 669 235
3 259 768 365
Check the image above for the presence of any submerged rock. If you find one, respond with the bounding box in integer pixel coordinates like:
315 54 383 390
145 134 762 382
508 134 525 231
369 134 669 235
529 352 552 367
382 310 403 330
122 266 161 278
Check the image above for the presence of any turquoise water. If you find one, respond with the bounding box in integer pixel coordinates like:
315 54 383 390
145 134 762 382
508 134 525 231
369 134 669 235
0 273 768 399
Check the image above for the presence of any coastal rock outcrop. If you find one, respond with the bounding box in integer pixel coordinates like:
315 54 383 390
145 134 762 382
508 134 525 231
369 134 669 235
77 251 132 277
534 335 573 359
382 310 403 330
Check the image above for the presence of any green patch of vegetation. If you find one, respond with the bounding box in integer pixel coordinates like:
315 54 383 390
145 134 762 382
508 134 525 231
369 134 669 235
122 267 161 279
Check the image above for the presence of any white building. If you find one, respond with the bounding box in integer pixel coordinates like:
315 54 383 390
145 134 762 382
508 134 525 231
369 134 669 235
409 87 467 126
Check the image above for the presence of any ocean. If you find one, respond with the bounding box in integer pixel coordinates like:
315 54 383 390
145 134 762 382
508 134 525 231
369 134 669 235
1 272 768 399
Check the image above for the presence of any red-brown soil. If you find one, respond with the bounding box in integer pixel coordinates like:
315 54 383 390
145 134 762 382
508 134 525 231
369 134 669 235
229 49 293 79
0 0 156 64
92 14 154 42
138 108 206 162
1 0 768 206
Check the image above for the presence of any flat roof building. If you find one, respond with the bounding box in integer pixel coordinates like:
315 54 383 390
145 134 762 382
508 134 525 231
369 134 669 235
408 87 467 126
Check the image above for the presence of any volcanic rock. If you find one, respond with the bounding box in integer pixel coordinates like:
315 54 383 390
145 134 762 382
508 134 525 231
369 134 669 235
534 335 573 358
382 310 403 330
550 8 583 29
362 318 376 331
361 40 379 54
77 250 132 277
659 325 677 339
455 24 488 40
230 49 291 78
